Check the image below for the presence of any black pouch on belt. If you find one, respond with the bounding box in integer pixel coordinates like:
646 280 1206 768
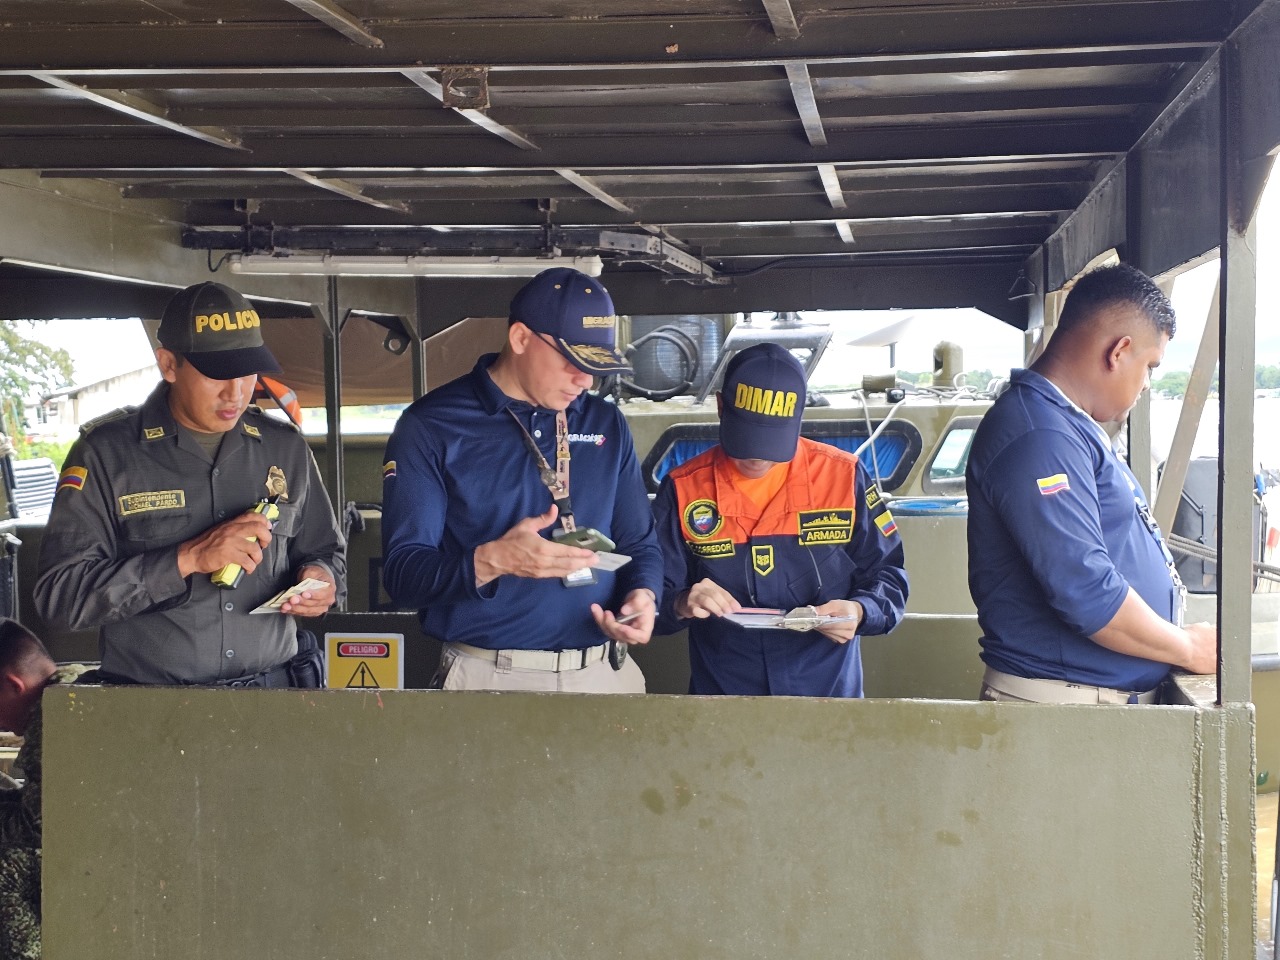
286 629 325 688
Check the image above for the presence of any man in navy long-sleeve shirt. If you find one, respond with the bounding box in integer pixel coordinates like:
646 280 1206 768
381 268 662 693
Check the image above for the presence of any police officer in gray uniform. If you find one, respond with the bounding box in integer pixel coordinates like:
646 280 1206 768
34 282 346 686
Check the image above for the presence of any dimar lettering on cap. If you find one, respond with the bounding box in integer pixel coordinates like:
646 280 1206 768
156 281 281 381
508 267 633 376
719 343 808 463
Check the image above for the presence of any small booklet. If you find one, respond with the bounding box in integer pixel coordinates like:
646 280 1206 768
250 577 331 614
723 606 858 632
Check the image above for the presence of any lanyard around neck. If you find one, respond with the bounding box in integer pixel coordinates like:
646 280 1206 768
507 408 577 533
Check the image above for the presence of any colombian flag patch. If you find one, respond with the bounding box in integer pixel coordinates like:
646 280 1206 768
382 460 397 480
874 510 898 538
58 465 88 492
1037 473 1070 496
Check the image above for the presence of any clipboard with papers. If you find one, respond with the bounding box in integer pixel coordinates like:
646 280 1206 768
723 605 859 632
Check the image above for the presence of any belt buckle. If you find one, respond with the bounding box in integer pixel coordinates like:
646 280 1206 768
555 649 581 672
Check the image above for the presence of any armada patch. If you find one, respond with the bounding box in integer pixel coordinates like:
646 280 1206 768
798 509 854 546
683 498 724 539
751 545 775 576
57 465 88 492
382 460 397 480
690 539 735 559
874 509 898 538
143 426 166 441
118 489 186 516
1037 473 1070 496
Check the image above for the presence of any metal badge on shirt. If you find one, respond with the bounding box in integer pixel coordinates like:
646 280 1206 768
266 466 289 501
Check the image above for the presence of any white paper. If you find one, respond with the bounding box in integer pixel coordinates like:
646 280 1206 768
593 552 631 572
723 606 858 631
250 577 330 614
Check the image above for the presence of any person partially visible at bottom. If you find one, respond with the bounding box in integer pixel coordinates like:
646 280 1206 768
653 343 909 696
381 268 663 693
966 263 1216 704
0 619 95 959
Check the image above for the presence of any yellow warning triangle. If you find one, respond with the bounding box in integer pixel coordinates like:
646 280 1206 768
345 661 380 688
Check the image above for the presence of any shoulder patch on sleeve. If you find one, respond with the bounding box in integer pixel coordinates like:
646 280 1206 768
57 465 88 492
1036 473 1070 496
873 509 898 538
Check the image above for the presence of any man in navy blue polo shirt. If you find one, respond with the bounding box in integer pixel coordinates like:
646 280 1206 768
966 263 1216 704
381 268 662 693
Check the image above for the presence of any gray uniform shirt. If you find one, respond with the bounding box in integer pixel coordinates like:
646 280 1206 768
34 383 346 684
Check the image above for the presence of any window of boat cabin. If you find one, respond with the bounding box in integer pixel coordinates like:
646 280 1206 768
922 416 983 496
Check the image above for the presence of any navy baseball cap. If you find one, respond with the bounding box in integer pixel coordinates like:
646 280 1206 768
719 343 807 462
157 282 281 381
509 268 632 376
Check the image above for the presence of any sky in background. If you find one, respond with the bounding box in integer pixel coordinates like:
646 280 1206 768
20 172 1280 391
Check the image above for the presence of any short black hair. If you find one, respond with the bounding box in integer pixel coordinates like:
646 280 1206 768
1057 263 1176 340
0 620 52 677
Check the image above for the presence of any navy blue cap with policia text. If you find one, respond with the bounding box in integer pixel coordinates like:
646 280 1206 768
157 282 282 381
509 268 632 376
719 343 808 462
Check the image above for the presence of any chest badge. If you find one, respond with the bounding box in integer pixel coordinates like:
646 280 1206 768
751 545 775 577
683 498 723 539
266 465 289 500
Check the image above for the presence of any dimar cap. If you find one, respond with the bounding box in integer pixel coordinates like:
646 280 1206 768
156 282 282 381
509 267 632 376
719 343 807 462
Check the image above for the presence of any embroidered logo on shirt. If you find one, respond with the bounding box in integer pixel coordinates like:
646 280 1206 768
1037 473 1070 496
690 539 735 559
865 485 882 509
683 498 724 539
752 545 775 576
383 460 397 480
874 510 898 538
798 509 853 546
567 433 606 446
57 466 88 492
118 490 187 516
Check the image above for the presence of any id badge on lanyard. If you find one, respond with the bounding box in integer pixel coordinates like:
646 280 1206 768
509 408 596 588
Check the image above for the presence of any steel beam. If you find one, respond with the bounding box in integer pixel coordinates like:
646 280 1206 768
3 122 1137 169
784 63 826 146
817 164 846 209
554 169 634 214
316 278 345 574
0 6 1223 70
31 75 245 151
282 169 409 213
1216 40 1258 715
280 0 384 48
401 69 538 151
761 0 801 40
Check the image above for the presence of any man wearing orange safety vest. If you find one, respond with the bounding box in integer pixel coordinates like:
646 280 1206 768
653 343 909 696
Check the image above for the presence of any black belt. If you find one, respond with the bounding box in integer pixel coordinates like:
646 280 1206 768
95 663 294 688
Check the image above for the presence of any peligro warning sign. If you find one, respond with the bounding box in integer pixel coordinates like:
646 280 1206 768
324 633 404 690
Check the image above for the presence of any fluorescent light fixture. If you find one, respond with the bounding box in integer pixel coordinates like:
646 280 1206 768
228 253 603 278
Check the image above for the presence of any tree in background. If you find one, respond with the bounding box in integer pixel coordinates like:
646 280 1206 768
0 322 73 459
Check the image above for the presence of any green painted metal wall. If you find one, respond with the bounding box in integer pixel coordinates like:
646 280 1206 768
42 687 1254 958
